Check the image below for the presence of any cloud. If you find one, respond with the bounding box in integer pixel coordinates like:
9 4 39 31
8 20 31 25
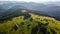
0 0 60 3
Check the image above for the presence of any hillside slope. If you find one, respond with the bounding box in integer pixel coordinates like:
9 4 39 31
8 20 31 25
0 14 60 34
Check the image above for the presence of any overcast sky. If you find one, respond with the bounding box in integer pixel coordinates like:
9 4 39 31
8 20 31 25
0 0 60 3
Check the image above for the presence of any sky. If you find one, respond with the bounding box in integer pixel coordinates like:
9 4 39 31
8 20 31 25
0 0 60 3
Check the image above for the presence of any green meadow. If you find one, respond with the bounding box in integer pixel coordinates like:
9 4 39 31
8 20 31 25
0 13 60 34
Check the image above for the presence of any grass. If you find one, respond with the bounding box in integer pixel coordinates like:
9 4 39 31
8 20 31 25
0 14 60 34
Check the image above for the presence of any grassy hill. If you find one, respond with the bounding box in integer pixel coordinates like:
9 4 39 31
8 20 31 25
0 13 60 34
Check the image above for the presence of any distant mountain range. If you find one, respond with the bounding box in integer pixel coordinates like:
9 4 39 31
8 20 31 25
0 1 60 20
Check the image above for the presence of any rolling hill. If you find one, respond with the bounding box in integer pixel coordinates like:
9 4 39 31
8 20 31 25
0 9 60 34
0 1 60 21
0 5 49 22
0 13 60 34
0 1 60 34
